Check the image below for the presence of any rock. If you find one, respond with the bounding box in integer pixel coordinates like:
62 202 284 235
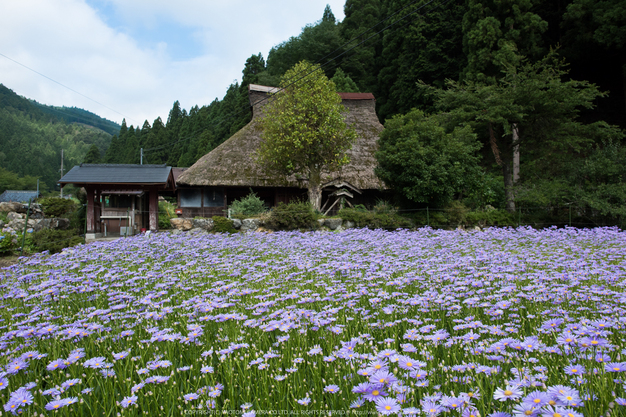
7 219 37 231
52 218 70 230
334 225 345 232
317 219 325 228
33 219 50 232
0 202 24 213
232 218 242 229
192 218 214 231
189 227 208 235
0 220 3 228
6 212 24 222
241 218 261 232
324 218 343 230
169 229 182 235
255 227 273 233
472 226 481 231
344 221 355 229
170 218 193 231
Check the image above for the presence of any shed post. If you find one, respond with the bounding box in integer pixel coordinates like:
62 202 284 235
149 189 158 231
86 187 95 233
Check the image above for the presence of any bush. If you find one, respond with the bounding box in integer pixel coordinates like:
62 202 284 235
0 230 18 254
266 202 317 231
465 208 516 227
159 201 176 230
229 191 267 218
337 208 412 230
29 229 83 254
38 197 77 218
445 201 469 226
212 216 237 234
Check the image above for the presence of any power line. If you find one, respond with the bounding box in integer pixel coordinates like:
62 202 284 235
0 52 136 124
142 0 450 156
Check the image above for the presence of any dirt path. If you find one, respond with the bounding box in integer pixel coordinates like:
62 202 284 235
0 256 18 268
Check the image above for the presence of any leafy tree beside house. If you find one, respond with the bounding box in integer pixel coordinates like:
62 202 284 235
257 61 357 210
375 109 482 207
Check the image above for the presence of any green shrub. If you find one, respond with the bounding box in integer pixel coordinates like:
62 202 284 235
465 209 516 227
266 201 317 231
0 231 18 254
445 201 469 226
337 208 412 230
229 191 267 218
30 229 83 254
158 201 176 229
38 197 77 218
212 216 237 234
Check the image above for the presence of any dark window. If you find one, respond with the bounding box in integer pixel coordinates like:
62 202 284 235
180 189 202 207
104 195 132 208
203 188 224 207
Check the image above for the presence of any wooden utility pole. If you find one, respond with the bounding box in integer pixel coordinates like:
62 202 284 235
60 149 64 198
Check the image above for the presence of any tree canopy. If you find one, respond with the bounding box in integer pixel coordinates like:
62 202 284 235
257 61 357 210
376 109 481 207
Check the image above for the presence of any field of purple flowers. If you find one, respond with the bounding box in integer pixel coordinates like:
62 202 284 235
0 227 625 416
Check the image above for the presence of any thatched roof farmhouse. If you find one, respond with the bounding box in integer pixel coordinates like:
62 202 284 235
175 84 385 217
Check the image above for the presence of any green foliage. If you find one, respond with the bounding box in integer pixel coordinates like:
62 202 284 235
158 201 176 230
339 0 381 94
83 144 101 163
242 53 266 87
258 60 357 209
445 201 470 226
465 208 517 227
337 207 412 230
266 7 343 79
211 216 238 234
462 0 548 82
464 172 506 210
229 190 267 218
29 229 83 254
38 197 77 218
375 109 482 207
429 50 624 211
376 0 467 120
0 84 113 191
331 68 360 93
0 167 44 194
266 202 318 231
0 231 18 254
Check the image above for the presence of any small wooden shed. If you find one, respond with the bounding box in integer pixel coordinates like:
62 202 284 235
59 164 175 237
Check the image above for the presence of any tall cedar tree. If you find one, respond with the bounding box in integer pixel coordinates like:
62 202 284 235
340 0 382 94
377 0 467 121
258 61 357 210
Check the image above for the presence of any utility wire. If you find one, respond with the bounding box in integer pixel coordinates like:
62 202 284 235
0 52 136 123
142 0 449 155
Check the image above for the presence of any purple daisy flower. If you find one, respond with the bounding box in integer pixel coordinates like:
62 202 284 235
375 397 401 415
494 385 523 401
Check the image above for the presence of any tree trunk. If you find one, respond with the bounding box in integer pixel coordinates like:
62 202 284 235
503 160 516 213
512 123 520 183
308 168 322 211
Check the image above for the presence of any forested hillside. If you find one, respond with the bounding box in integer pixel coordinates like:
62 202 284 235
0 84 117 193
107 0 625 173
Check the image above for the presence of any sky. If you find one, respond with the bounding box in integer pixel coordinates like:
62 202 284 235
0 0 346 127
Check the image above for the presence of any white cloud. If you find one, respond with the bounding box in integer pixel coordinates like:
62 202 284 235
0 0 346 126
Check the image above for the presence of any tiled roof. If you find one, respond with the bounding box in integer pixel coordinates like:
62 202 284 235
59 164 172 185
338 92 375 100
0 190 39 203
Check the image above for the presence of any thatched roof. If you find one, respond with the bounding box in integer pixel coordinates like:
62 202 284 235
177 84 385 190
